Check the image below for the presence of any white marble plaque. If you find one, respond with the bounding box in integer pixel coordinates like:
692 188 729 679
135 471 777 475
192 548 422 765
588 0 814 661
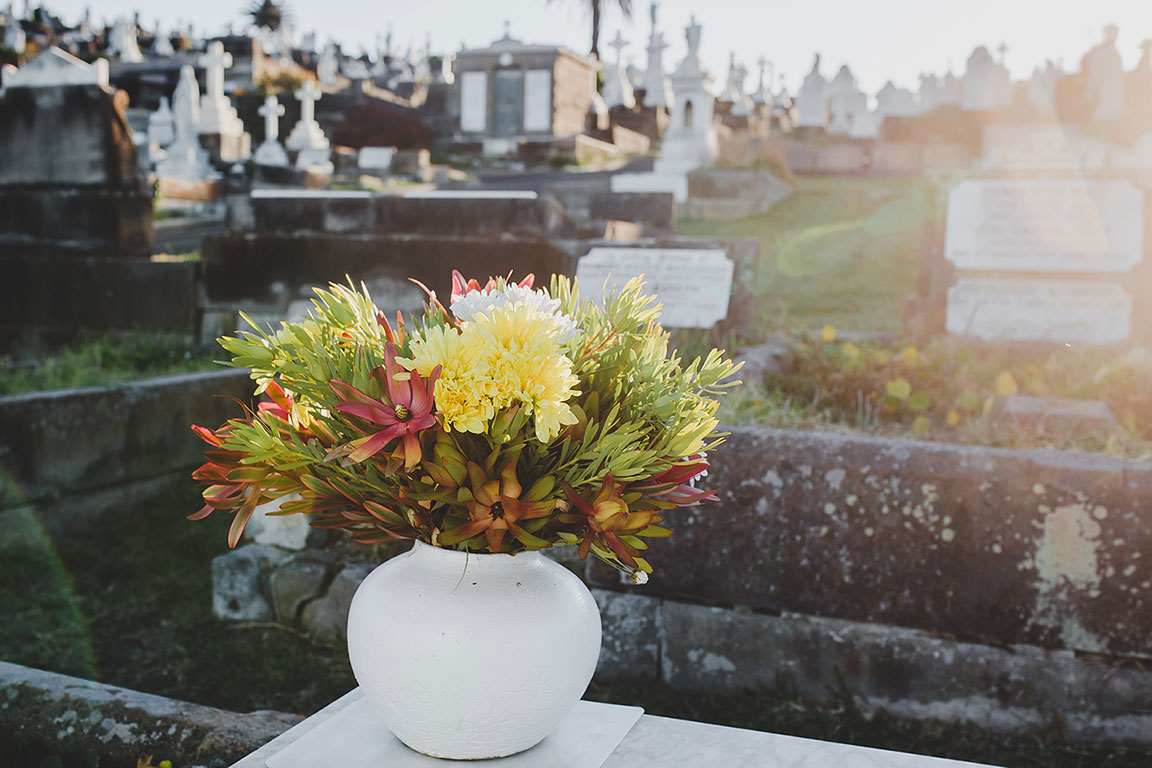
946 277 1132 344
523 69 552 132
944 180 1144 273
265 693 643 768
576 248 733 329
460 71 488 133
358 146 395 170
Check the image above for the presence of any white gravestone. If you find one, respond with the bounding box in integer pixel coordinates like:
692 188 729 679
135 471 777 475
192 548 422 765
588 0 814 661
254 94 289 167
2 46 108 89
1083 25 1126 122
601 31 635 110
944 180 1143 273
285 78 329 151
155 65 212 179
197 41 234 132
947 278 1133 345
576 248 733 329
794 53 828 127
943 179 1144 345
358 146 395 171
642 2 673 108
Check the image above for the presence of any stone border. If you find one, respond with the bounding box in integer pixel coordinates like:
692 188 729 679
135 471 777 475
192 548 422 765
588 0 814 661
0 369 253 520
0 660 299 768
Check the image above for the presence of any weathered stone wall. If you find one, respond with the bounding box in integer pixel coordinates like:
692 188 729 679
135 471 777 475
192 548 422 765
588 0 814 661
210 424 1152 744
0 255 200 357
592 425 1152 659
0 369 253 523
229 193 573 240
0 660 299 768
201 233 575 307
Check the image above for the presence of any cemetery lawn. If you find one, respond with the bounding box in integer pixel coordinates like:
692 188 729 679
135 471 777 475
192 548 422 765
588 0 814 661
0 335 220 396
677 175 929 334
0 482 1147 767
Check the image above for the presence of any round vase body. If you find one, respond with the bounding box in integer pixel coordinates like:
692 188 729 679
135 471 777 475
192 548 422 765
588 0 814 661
346 541 602 760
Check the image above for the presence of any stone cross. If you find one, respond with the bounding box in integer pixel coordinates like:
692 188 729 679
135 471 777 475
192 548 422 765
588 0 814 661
294 78 321 125
609 31 627 66
259 94 284 141
198 40 232 100
997 41 1009 64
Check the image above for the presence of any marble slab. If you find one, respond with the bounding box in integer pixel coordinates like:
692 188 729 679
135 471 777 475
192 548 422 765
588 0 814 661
944 180 1144 273
262 691 642 768
576 247 733 328
251 189 371 199
610 172 690 203
403 190 538 199
946 276 1132 344
601 714 1002 768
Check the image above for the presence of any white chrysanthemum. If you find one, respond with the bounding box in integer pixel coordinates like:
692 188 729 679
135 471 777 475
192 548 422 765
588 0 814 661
451 285 577 341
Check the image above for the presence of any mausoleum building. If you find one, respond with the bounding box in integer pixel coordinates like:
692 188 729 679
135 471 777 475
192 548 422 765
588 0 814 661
453 26 597 153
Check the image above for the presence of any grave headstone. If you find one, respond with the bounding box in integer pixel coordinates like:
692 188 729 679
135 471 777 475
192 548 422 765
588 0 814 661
285 78 330 152
575 247 734 328
942 179 1145 344
0 46 151 257
794 53 828 128
197 40 250 162
156 65 213 180
826 65 867 136
357 146 395 171
642 1 673 108
960 46 1009 111
1083 25 1126 122
602 31 635 109
254 94 290 167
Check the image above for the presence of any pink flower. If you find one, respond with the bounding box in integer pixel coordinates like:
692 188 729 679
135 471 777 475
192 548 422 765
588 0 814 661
329 342 440 469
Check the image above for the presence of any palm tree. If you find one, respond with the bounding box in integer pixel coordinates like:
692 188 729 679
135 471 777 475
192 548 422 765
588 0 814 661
551 0 632 61
245 0 289 32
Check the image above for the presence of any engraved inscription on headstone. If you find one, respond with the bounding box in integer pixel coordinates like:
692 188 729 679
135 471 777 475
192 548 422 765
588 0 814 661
575 248 733 329
945 180 1143 273
946 278 1133 345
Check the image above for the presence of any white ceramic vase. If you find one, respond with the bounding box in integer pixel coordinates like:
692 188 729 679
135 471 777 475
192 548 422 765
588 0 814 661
346 540 602 760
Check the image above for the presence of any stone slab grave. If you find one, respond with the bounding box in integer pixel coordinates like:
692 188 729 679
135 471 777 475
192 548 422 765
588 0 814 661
0 46 152 257
231 687 1001 768
942 178 1146 344
358 146 396 171
575 247 734 328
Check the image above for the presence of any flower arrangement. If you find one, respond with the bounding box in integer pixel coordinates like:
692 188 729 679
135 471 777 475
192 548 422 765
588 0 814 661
191 272 739 581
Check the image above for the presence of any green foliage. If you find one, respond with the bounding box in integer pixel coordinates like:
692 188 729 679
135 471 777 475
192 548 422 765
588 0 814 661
729 333 1152 456
0 335 218 396
196 279 739 576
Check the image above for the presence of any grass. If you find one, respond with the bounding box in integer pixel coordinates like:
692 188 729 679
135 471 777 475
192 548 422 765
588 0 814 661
677 176 930 335
0 481 1148 766
0 336 220 397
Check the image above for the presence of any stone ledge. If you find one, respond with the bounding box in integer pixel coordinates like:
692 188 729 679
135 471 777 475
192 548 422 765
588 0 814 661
0 660 300 768
0 368 254 514
589 424 1152 658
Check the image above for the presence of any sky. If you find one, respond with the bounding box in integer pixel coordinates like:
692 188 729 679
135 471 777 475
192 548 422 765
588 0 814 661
39 0 1152 95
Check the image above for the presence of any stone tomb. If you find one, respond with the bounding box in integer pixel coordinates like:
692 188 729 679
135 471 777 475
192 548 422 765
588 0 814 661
575 247 734 329
0 47 152 257
943 179 1146 344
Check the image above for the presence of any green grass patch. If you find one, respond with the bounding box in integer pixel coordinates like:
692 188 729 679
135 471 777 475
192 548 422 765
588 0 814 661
0 336 220 397
677 176 930 334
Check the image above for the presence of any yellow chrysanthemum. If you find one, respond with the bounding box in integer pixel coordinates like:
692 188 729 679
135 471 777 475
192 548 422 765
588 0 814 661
400 302 579 443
